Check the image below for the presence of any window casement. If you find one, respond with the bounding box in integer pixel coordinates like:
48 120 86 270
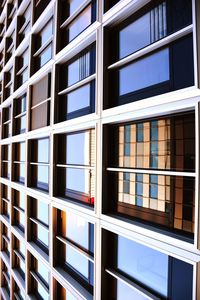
12 235 26 281
57 0 96 51
1 184 11 221
104 0 120 12
13 94 27 135
31 19 53 74
54 129 95 206
55 43 96 122
2 104 11 138
11 189 26 235
104 0 194 109
27 197 49 255
12 141 26 184
16 3 31 47
54 209 94 295
30 73 51 131
7 0 17 29
33 0 50 23
4 66 14 101
29 254 50 300
28 137 50 192
1 223 10 259
5 30 15 64
102 230 194 300
103 111 195 241
1 144 11 179
1 260 10 297
0 16 6 43
15 48 29 90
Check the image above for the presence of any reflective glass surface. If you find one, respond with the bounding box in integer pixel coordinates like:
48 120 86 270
119 48 169 96
40 44 52 67
117 278 149 300
67 131 90 165
37 201 49 225
69 0 83 15
65 244 89 278
68 5 91 42
37 165 49 186
66 168 90 193
37 224 49 247
37 282 49 300
117 236 168 296
38 138 49 163
67 83 90 114
37 260 49 284
41 20 53 45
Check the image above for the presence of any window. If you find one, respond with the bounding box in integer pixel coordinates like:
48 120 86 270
102 230 193 300
28 137 50 192
1 144 11 179
54 209 94 294
1 223 10 259
4 66 13 100
53 279 78 300
28 197 49 254
31 19 53 74
12 142 26 184
1 184 11 220
7 1 17 29
104 0 194 108
12 189 26 234
33 0 50 22
17 3 31 46
5 30 15 64
13 94 27 135
0 47 4 71
54 129 95 206
1 260 10 297
15 48 29 89
12 235 26 281
57 0 96 51
103 112 195 240
55 44 95 122
0 16 6 43
30 74 51 130
29 254 50 300
13 279 25 300
0 80 3 103
2 105 11 138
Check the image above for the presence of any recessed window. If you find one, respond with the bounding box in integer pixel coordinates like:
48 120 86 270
5 30 15 64
102 230 193 300
29 254 50 300
28 197 49 254
103 112 195 240
1 223 10 259
30 74 51 130
54 209 94 294
12 235 26 281
17 3 31 46
12 189 26 234
0 16 6 43
13 278 25 300
1 144 11 179
53 279 78 300
15 48 29 89
1 185 10 220
12 142 26 184
13 94 27 135
0 48 4 71
1 260 10 297
7 1 17 29
2 105 11 138
104 0 194 108
32 19 53 74
104 0 120 12
54 129 95 206
57 0 96 51
55 44 95 122
28 137 50 192
4 67 13 101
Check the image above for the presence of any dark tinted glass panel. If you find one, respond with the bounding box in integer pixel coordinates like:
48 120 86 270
119 48 169 96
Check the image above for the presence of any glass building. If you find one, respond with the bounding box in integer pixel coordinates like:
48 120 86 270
0 0 199 299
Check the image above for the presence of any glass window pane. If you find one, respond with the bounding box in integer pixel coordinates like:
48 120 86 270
117 279 149 300
117 236 168 297
37 165 49 186
66 168 90 193
67 132 90 165
37 201 49 225
40 44 52 67
68 5 91 42
38 139 49 163
66 245 89 278
37 224 49 247
67 83 90 114
41 20 53 45
119 48 169 96
69 0 83 15
37 260 49 284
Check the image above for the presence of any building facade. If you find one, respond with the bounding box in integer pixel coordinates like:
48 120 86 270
0 0 199 299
